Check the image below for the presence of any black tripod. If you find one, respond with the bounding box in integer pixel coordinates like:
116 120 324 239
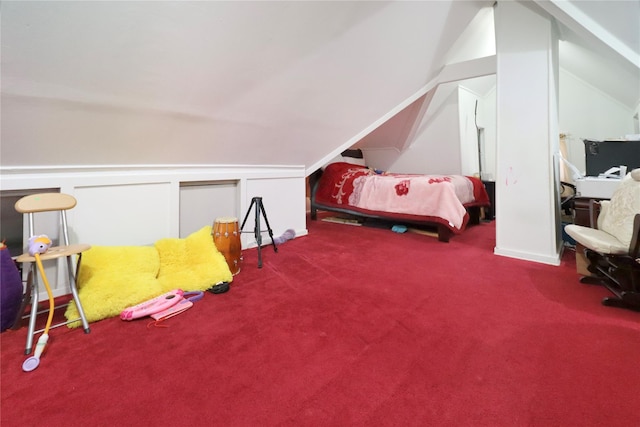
240 197 277 268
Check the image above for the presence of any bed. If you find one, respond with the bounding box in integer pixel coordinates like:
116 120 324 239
309 149 491 242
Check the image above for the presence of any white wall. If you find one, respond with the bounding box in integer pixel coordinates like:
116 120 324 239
388 83 462 174
479 85 497 181
494 0 561 266
354 95 426 161
456 64 636 186
180 181 239 238
379 80 496 179
559 68 637 173
2 1 637 271
1 165 306 299
444 6 496 65
458 86 483 177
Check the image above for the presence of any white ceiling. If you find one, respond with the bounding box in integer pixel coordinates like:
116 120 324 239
1 1 491 168
568 0 639 58
0 0 637 169
449 0 640 109
536 0 640 109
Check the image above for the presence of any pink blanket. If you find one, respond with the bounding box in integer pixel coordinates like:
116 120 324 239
349 174 469 229
313 162 490 232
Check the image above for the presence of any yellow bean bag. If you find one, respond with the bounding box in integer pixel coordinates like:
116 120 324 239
65 226 232 326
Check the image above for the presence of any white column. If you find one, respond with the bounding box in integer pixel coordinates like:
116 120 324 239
494 1 562 265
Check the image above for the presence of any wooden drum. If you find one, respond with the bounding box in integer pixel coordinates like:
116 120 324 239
212 217 242 275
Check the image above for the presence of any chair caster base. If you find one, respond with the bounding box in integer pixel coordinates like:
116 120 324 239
579 275 605 286
602 293 640 312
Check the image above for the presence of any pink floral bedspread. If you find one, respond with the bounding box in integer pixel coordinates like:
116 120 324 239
314 162 490 232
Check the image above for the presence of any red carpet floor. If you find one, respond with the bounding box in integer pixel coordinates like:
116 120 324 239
2 217 639 426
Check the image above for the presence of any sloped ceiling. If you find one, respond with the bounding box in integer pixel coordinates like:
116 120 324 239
356 0 640 161
354 5 497 156
1 0 491 168
1 0 637 171
536 0 640 109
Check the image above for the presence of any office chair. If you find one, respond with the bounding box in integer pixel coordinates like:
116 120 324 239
14 193 91 354
564 170 640 311
560 181 576 217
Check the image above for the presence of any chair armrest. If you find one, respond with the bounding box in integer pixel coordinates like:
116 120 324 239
630 214 640 259
588 200 601 229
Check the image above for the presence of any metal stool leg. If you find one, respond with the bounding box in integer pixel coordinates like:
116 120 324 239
11 269 33 332
67 254 90 333
22 255 91 355
25 264 39 355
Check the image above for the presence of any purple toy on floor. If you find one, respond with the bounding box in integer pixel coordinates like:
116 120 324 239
1 243 23 332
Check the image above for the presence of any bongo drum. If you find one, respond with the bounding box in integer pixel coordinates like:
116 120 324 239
212 217 242 275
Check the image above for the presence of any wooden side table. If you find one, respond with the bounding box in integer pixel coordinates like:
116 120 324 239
481 180 495 221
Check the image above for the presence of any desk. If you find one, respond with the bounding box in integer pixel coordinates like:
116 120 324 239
575 176 620 199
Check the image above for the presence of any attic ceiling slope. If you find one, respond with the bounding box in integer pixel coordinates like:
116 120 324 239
551 0 639 64
533 0 640 69
345 4 496 167
533 0 640 110
2 0 490 169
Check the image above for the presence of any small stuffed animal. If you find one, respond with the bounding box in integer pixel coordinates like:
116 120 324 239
273 229 296 245
28 235 52 256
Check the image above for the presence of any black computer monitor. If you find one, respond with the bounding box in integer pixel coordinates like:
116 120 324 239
584 139 640 176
